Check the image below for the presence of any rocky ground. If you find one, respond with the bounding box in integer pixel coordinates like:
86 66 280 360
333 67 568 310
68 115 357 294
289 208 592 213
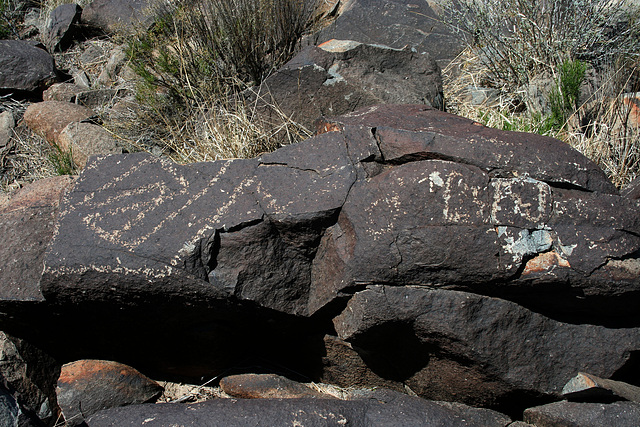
1 0 640 426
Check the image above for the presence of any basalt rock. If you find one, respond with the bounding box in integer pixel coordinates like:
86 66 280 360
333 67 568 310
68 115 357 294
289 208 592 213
0 40 58 94
0 104 638 408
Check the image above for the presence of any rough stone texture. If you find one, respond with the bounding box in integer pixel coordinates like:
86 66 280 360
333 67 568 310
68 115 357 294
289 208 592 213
0 110 14 148
0 332 60 426
562 372 640 403
523 401 640 426
87 389 511 426
23 101 95 145
57 359 163 426
81 0 154 34
43 83 85 103
623 176 640 200
246 40 442 134
0 40 58 93
1 104 639 410
0 175 75 304
308 0 464 66
219 374 325 399
57 122 122 168
319 335 404 393
334 286 640 409
43 3 82 52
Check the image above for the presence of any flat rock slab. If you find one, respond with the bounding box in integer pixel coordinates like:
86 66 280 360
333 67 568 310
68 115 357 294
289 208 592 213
87 390 511 426
23 101 95 145
0 40 58 93
57 359 162 426
219 374 325 399
334 286 640 407
310 0 464 65
523 401 640 426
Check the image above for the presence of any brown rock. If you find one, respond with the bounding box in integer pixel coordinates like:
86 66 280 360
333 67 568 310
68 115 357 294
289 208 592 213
220 374 325 399
23 101 95 146
57 359 163 426
57 122 122 168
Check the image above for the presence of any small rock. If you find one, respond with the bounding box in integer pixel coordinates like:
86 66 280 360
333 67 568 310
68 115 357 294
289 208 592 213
57 121 122 167
219 374 326 399
23 101 95 145
0 111 15 148
523 401 640 426
562 372 640 403
57 359 163 426
43 82 85 103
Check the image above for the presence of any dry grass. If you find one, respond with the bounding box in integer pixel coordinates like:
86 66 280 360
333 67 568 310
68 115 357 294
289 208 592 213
443 48 640 189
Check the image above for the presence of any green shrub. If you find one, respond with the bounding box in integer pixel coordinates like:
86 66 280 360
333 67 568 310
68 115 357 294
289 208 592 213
548 59 587 129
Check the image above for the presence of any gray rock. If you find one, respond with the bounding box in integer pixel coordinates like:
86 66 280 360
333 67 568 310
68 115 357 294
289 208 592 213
81 0 155 35
334 286 640 407
87 390 511 426
0 40 58 93
57 122 122 168
523 401 640 426
562 372 640 403
43 3 82 52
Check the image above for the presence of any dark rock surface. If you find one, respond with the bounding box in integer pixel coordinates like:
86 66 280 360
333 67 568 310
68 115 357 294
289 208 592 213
57 359 163 426
81 0 154 34
246 40 442 133
23 101 96 145
0 104 638 415
0 332 60 426
523 401 640 426
309 0 464 66
43 3 82 52
562 372 640 403
87 389 511 427
0 40 58 93
333 285 640 409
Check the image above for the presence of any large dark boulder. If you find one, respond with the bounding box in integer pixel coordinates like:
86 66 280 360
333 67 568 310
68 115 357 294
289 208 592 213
309 0 464 66
0 40 58 93
246 40 443 133
0 105 638 412
81 0 154 34
333 285 640 409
